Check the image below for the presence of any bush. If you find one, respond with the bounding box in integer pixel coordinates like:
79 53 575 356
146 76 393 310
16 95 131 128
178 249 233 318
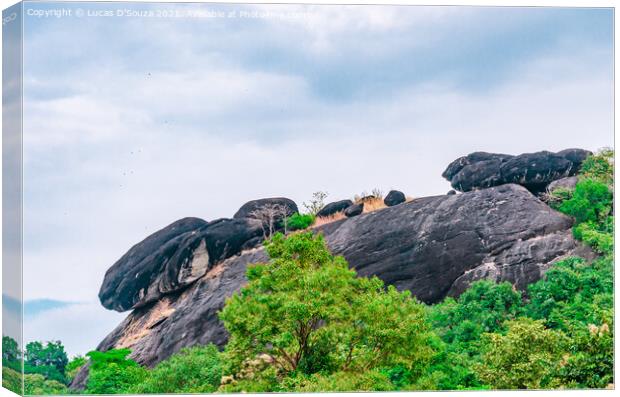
429 281 523 349
287 370 396 392
558 179 612 225
219 232 435 390
85 349 147 394
579 148 613 185
24 373 67 395
476 318 568 389
525 256 613 330
130 344 222 394
285 213 315 231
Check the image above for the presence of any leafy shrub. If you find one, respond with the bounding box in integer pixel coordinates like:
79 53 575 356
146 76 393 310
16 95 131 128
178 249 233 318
24 373 67 395
579 148 613 185
130 344 222 394
525 256 612 330
476 318 568 389
287 370 396 392
219 232 435 389
558 179 612 225
85 349 147 394
285 213 315 231
429 281 523 349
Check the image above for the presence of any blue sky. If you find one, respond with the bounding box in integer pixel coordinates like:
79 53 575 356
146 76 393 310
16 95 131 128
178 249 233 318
13 2 614 355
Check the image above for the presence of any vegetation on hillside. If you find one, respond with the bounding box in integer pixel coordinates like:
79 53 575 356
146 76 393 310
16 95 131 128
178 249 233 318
2 149 613 394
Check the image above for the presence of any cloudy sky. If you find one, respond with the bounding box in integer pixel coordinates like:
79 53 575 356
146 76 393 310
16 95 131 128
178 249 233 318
10 3 614 355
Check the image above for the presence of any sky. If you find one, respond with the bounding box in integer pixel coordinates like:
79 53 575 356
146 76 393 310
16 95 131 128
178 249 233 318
6 2 614 356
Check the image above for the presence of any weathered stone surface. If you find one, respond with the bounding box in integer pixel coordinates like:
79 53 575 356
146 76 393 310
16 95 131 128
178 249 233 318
344 203 364 217
98 217 264 312
547 176 579 193
98 217 209 312
90 184 586 372
233 197 298 222
443 149 591 193
317 200 353 218
384 190 406 206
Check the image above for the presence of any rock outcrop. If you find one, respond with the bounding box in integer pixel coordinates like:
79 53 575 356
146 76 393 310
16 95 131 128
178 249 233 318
233 197 298 223
344 203 363 217
99 217 264 312
384 190 406 206
98 217 209 312
442 149 591 194
547 176 579 193
90 184 586 371
317 200 354 218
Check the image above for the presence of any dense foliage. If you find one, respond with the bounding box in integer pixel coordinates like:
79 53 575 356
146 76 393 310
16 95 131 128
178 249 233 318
84 349 147 394
285 213 316 231
129 345 222 394
2 149 613 394
219 232 434 392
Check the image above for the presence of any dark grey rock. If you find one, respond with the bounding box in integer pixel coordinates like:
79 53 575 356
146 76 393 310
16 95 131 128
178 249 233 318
98 217 264 312
93 184 586 371
384 190 406 206
233 197 298 222
316 200 353 218
344 203 364 217
98 217 209 312
447 190 457 195
547 176 579 193
443 149 591 194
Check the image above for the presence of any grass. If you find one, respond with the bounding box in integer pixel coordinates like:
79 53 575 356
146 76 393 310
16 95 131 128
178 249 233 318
312 212 347 228
357 196 386 213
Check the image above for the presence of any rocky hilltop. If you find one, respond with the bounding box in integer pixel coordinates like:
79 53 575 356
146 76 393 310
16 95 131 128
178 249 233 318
71 149 593 389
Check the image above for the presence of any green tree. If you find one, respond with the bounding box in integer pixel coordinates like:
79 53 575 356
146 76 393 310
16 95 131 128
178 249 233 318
3 336 20 363
24 341 68 383
130 344 222 394
85 349 147 394
476 318 568 389
219 232 435 390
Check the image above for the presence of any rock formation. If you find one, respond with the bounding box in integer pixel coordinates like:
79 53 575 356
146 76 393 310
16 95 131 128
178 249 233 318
344 203 363 217
316 200 354 218
384 190 406 206
74 148 593 390
442 149 591 194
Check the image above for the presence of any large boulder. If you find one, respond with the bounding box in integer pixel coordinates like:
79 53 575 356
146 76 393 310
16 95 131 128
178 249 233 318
384 190 406 206
90 184 586 370
98 218 264 312
344 203 364 217
98 217 209 312
317 200 353 218
443 149 591 194
233 197 298 222
547 176 579 193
